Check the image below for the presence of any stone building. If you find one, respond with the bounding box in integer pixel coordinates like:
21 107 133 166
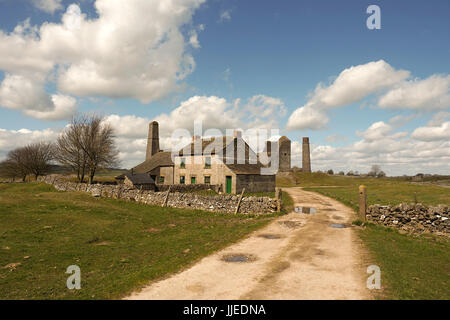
128 121 275 194
117 171 156 190
302 137 311 173
262 136 291 173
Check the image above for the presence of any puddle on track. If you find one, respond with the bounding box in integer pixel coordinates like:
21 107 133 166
330 223 350 229
294 207 317 214
258 234 282 239
222 254 257 263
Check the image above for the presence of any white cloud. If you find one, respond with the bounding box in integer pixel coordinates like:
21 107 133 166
23 95 77 121
310 60 409 108
287 60 449 131
32 0 63 14
0 127 60 159
219 9 232 22
411 121 450 141
0 0 206 120
286 105 328 130
306 120 450 176
379 75 450 110
287 60 409 130
0 73 76 120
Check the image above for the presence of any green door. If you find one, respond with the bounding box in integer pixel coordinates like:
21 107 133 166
191 176 196 184
226 176 232 193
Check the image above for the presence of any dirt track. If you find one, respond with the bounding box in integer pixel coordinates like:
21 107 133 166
125 187 373 300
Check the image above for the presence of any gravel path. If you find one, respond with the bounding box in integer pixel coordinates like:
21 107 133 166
125 187 373 300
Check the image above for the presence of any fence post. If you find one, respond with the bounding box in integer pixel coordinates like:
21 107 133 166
235 188 246 214
276 188 282 212
359 185 367 221
163 186 171 207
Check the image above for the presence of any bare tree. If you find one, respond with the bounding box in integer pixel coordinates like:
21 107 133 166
368 165 382 177
1 142 53 181
56 114 119 184
23 142 54 180
0 159 22 181
55 122 88 182
4 147 30 181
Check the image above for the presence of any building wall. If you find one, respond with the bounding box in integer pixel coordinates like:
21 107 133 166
236 174 276 193
173 155 238 193
279 139 291 171
159 166 174 185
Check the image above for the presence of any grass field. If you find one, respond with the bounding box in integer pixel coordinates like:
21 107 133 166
277 172 450 211
360 224 450 299
0 183 276 299
280 172 450 300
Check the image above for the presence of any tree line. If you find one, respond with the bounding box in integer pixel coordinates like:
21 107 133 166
0 114 119 184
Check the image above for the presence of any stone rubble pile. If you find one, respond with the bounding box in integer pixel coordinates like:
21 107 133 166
366 203 449 235
37 175 277 215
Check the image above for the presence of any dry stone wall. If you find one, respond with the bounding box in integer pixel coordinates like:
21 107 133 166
366 203 449 235
37 175 277 215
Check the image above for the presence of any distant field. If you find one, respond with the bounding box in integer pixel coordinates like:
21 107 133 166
277 172 450 210
0 183 275 299
280 172 450 300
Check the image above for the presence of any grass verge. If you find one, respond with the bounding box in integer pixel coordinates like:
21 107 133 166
358 223 450 299
0 183 275 299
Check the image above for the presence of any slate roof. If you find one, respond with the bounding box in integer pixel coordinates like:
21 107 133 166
224 163 269 175
132 151 174 174
123 172 155 185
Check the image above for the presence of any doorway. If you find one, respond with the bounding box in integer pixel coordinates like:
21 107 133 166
226 176 232 193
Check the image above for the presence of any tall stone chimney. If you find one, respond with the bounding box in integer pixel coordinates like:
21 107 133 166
302 137 311 173
146 121 160 161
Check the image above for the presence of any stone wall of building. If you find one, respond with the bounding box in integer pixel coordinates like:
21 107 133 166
37 175 278 215
366 203 449 235
236 174 276 193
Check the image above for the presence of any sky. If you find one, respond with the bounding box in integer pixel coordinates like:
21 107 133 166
0 0 449 175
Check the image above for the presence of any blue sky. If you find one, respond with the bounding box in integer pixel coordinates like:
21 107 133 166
0 0 449 174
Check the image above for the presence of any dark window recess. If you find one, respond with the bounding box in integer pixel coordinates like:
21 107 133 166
180 176 185 184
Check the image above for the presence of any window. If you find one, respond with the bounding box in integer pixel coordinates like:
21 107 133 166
180 175 185 184
159 176 165 184
191 176 196 184
204 156 211 168
204 176 211 184
180 157 186 168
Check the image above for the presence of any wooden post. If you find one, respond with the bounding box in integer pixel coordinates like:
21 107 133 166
163 186 171 207
276 188 282 212
359 185 367 221
235 188 246 214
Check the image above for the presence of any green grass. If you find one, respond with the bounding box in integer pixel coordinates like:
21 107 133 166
0 183 274 299
280 172 450 300
359 223 450 299
278 172 450 211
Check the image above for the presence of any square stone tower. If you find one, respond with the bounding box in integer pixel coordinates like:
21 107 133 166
302 137 311 173
145 121 160 161
278 136 291 171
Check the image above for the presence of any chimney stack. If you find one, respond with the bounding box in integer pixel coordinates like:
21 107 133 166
302 137 311 173
146 121 160 161
233 130 242 138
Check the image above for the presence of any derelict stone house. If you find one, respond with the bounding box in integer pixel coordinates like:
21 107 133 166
174 131 275 194
121 171 156 191
262 136 291 173
128 121 275 194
